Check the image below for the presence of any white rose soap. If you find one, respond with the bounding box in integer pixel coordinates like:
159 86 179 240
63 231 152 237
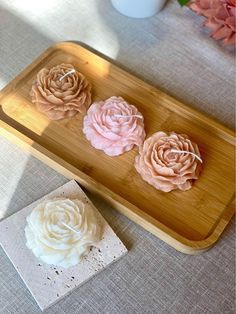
25 198 101 268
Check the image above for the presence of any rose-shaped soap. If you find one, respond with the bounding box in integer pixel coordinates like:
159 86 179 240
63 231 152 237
30 63 92 120
134 132 202 192
25 198 100 268
83 96 146 156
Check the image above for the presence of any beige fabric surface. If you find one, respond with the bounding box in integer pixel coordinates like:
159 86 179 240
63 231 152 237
0 0 235 313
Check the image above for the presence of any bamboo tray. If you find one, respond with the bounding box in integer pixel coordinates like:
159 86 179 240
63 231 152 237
0 42 235 254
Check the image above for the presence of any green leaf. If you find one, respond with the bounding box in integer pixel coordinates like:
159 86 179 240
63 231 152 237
177 0 190 6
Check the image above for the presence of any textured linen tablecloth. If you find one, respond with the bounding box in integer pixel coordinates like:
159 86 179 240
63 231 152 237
0 0 235 313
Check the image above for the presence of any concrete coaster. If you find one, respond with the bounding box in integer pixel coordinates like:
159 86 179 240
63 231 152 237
0 180 127 311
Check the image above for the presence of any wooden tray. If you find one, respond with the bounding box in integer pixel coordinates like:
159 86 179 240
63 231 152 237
0 42 235 254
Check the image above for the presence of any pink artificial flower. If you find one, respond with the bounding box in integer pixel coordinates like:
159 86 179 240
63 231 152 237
189 0 236 45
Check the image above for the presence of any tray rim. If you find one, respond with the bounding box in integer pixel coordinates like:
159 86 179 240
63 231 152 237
0 42 235 254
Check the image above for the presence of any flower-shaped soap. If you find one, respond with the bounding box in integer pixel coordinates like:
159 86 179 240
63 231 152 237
83 96 146 156
25 198 100 268
30 63 91 120
134 132 202 192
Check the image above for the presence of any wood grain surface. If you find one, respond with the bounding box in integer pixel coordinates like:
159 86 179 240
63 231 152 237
0 42 235 254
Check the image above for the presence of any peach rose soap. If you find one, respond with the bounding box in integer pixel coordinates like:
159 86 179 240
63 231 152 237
135 132 202 192
83 96 145 156
30 63 91 120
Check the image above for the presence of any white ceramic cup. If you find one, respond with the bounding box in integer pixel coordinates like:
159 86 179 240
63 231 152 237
111 0 167 18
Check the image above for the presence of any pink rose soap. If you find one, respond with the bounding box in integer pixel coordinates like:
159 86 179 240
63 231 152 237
83 96 145 156
134 131 202 192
